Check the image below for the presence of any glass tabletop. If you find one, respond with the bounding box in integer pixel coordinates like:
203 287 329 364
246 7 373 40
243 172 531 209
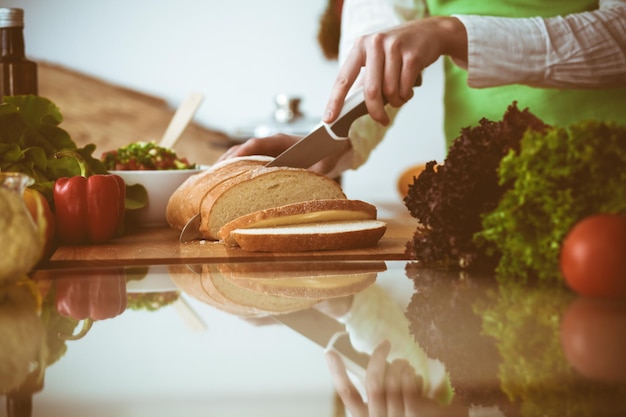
2 260 625 417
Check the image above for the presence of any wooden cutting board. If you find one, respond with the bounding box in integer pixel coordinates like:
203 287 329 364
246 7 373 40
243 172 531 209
44 217 416 268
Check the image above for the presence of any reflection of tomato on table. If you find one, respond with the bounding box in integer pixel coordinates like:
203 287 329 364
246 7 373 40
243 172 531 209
560 297 626 383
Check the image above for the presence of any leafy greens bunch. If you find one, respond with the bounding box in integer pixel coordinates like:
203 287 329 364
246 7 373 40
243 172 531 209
477 120 626 283
405 100 626 284
404 103 547 270
0 95 107 202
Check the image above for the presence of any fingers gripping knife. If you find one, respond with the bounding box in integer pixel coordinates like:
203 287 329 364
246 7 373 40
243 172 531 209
179 75 422 242
266 74 422 169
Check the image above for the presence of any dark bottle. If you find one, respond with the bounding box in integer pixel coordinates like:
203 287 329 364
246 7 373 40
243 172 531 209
0 8 37 101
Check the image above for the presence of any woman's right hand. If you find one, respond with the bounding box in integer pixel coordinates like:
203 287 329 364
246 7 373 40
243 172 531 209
323 16 467 127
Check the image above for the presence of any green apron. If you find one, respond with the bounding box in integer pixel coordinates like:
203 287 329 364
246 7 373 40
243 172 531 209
425 0 626 147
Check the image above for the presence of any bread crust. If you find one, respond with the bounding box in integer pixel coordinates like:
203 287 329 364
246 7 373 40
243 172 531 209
218 199 377 245
230 220 387 252
166 156 272 231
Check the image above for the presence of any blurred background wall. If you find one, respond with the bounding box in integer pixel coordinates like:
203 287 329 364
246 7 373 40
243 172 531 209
1 0 446 203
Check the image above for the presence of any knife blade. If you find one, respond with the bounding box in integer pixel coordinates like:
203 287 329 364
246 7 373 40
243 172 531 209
179 213 202 242
267 74 422 169
273 307 369 381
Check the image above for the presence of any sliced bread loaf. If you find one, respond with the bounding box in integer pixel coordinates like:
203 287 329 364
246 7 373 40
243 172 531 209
229 220 387 252
218 199 377 245
166 155 272 231
199 166 346 240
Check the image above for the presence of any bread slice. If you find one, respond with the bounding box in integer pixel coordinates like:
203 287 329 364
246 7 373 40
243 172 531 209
217 261 384 298
230 220 387 252
166 155 272 231
218 199 377 245
199 166 346 240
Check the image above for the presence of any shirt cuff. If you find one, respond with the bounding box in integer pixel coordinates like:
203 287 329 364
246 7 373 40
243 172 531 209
453 14 547 87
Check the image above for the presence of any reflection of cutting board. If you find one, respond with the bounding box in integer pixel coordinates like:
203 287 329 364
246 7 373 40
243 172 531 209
44 218 416 268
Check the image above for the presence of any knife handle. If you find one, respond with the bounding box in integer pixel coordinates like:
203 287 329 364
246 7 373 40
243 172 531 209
325 73 423 139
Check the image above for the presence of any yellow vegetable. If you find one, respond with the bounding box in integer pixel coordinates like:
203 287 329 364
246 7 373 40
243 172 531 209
0 187 43 282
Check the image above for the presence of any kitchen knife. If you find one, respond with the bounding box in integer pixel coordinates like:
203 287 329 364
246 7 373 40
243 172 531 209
273 307 369 382
180 214 202 242
266 74 422 169
178 76 423 242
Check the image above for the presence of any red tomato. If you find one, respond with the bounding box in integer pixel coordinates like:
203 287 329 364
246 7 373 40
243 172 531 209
560 297 626 382
560 214 626 299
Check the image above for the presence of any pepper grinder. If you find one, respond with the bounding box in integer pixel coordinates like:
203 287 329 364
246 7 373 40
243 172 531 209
0 8 37 101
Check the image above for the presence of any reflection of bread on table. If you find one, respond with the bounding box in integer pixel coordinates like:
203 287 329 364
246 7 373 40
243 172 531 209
217 261 383 299
168 261 382 317
167 264 264 318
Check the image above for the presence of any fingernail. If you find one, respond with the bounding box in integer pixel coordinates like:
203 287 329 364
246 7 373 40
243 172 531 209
323 109 333 121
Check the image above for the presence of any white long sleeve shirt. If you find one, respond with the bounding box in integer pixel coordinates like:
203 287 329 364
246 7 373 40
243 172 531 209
336 0 626 173
340 0 626 87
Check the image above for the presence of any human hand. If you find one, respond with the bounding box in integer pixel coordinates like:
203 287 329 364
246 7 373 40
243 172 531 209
323 17 467 127
326 340 442 417
217 133 300 163
217 133 351 176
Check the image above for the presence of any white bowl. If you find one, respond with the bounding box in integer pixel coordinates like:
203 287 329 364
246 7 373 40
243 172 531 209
111 168 205 227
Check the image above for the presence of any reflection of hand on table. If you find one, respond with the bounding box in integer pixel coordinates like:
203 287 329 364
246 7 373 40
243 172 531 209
326 340 446 417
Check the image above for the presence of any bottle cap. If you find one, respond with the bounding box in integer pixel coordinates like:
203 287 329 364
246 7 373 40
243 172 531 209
0 8 25 28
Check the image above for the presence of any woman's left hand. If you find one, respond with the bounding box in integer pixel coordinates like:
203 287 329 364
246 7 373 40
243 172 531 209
217 133 351 176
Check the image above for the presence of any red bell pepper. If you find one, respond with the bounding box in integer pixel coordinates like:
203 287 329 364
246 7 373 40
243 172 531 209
53 174 125 244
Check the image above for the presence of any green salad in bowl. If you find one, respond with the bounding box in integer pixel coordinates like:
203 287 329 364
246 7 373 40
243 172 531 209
103 142 204 228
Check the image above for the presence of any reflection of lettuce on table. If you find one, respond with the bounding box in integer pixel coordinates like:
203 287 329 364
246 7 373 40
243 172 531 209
126 291 179 312
405 264 513 412
475 280 626 417
125 266 180 312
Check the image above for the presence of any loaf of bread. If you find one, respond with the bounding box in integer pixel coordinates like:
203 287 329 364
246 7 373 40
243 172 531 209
168 155 387 252
199 166 346 240
166 155 272 231
229 220 387 252
218 199 377 245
